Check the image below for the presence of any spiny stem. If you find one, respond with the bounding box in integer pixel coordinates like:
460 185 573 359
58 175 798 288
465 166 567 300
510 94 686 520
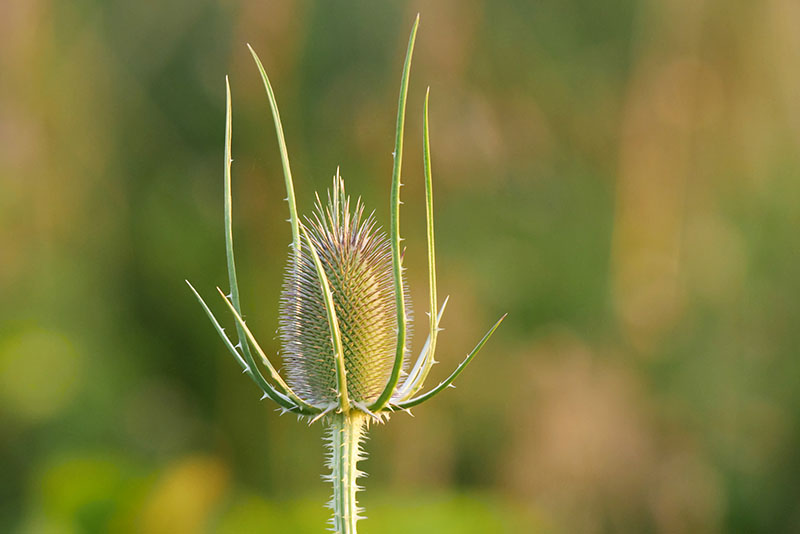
326 412 367 533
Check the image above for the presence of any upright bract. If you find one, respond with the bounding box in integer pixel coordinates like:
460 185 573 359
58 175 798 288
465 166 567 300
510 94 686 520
187 15 506 533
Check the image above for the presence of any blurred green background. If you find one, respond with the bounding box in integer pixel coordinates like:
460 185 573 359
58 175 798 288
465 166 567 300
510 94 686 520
2 0 799 532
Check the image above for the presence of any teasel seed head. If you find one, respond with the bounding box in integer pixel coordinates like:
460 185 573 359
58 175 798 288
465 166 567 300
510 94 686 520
189 16 505 422
279 172 412 406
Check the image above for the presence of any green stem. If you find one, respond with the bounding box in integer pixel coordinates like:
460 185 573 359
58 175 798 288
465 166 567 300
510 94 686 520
326 412 367 533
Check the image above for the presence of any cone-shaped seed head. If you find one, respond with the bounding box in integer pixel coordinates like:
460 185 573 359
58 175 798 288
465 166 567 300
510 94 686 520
279 174 411 406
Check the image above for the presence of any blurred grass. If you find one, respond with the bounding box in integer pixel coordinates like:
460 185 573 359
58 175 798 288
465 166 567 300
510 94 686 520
2 0 800 532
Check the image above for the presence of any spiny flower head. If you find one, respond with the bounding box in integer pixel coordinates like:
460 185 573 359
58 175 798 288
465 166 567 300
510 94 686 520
279 172 412 407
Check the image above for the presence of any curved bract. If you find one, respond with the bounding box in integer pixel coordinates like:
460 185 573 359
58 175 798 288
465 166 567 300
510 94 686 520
186 15 506 533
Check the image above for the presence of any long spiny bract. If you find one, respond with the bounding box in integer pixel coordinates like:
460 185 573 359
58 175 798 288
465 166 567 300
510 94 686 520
370 14 420 413
248 43 301 252
217 287 322 413
300 221 351 413
396 87 442 402
392 313 508 410
186 280 303 413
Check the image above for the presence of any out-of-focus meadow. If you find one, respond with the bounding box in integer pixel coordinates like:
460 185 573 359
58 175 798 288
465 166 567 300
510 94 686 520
2 1 800 532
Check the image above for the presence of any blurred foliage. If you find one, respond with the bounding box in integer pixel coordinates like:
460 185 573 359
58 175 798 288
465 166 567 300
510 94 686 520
2 0 800 532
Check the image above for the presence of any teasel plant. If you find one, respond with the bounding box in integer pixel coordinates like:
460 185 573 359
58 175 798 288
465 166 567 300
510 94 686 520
186 15 505 534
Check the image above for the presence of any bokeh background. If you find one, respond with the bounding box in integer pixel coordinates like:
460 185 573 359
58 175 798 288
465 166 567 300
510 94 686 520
2 0 800 532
